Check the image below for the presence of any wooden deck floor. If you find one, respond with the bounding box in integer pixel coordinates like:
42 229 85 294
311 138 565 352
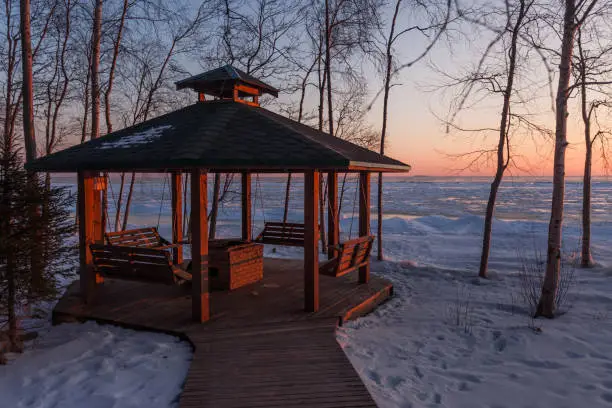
53 258 392 408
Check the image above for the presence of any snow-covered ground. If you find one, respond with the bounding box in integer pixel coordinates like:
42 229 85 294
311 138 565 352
0 322 191 408
4 175 612 407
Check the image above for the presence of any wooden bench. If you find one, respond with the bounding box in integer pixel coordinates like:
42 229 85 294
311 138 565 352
255 222 307 247
105 227 174 249
320 235 374 277
90 244 191 285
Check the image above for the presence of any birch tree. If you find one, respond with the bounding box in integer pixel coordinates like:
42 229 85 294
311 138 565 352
537 0 602 317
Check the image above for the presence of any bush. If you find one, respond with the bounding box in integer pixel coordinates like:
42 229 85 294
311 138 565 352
516 245 577 321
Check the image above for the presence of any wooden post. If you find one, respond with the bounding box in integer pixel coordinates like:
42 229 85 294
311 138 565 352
191 169 210 322
171 171 183 265
327 172 338 260
304 170 320 312
358 171 371 284
241 172 252 241
78 171 97 303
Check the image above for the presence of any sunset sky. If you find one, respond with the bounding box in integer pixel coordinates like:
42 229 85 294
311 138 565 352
354 8 612 178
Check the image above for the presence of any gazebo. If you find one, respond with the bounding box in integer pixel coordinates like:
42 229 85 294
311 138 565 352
27 65 411 323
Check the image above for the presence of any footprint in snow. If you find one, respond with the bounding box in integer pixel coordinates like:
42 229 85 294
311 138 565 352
414 366 424 379
495 337 507 352
367 369 382 385
566 350 584 359
520 359 566 369
458 381 471 391
447 371 481 384
601 393 612 404
386 375 405 388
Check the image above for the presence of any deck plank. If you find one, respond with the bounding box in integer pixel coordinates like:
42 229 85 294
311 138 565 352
53 258 390 408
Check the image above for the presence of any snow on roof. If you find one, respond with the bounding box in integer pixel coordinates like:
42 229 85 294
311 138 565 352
98 125 173 149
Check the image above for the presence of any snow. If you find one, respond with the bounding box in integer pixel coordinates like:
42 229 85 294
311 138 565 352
333 179 612 407
0 322 191 408
98 125 173 149
7 175 612 407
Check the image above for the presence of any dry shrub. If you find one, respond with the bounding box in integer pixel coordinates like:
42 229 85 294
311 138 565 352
446 284 474 334
516 245 577 319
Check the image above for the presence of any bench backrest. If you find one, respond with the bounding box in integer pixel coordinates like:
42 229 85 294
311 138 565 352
90 244 176 284
105 227 164 248
324 235 373 277
256 222 306 247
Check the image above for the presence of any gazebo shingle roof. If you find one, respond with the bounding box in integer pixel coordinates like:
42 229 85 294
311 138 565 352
26 100 410 173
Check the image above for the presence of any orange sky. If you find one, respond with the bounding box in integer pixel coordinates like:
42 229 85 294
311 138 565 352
364 65 609 178
355 10 612 178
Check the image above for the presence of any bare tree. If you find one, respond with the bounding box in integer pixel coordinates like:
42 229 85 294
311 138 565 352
20 0 35 162
105 0 130 232
119 1 213 230
574 24 612 267
375 0 450 260
90 0 102 140
537 0 602 318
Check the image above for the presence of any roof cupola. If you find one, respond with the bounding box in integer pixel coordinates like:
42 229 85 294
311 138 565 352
175 65 279 106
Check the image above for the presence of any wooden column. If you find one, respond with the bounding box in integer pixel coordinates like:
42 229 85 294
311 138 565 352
191 169 210 323
171 171 183 265
358 171 371 284
78 171 98 303
327 172 339 260
304 170 320 312
241 172 252 241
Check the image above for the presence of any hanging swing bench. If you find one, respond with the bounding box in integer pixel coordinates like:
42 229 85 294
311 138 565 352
251 172 374 277
320 235 374 277
93 179 190 286
89 243 192 285
105 227 177 249
254 222 307 247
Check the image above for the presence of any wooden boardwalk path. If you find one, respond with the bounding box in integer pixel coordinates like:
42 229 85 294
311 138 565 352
54 258 392 407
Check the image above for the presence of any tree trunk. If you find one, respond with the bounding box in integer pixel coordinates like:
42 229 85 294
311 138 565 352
6 253 21 353
582 141 593 267
377 0 402 261
324 0 334 137
104 0 128 134
283 59 314 226
122 172 136 231
478 0 525 278
209 173 221 239
479 173 503 277
91 0 102 140
536 0 576 318
283 173 291 223
114 173 125 231
20 0 43 292
90 0 105 235
20 0 35 164
578 30 593 268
